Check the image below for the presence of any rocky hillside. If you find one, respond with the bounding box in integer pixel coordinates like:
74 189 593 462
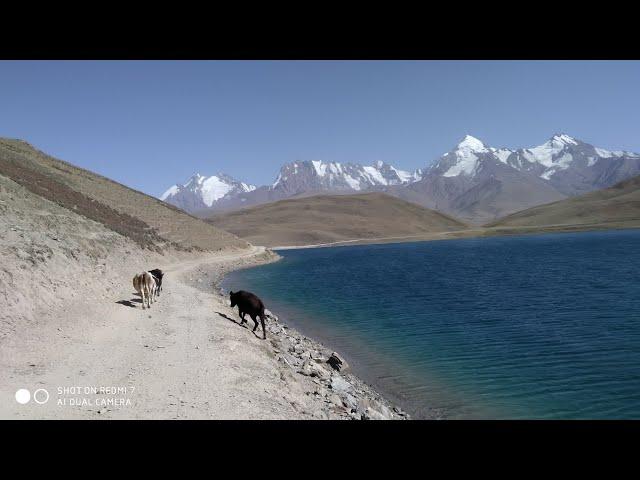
0 139 247 252
206 192 467 247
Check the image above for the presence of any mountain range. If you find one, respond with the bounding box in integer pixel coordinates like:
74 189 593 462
160 134 640 223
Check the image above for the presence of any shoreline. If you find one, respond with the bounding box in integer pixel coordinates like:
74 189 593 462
270 222 640 251
197 249 414 420
221 280 448 419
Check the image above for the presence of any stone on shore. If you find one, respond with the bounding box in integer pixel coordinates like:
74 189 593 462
326 352 349 372
298 360 331 381
329 375 353 395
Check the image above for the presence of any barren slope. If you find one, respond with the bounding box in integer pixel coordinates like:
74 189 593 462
0 138 246 252
488 175 640 229
207 192 468 247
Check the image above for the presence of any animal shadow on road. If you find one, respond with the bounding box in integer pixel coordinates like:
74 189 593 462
215 311 264 339
215 311 249 329
116 297 142 308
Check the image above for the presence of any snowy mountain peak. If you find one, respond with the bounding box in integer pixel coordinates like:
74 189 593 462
457 135 487 152
160 184 179 201
161 172 256 210
186 173 204 185
438 135 489 177
549 133 578 146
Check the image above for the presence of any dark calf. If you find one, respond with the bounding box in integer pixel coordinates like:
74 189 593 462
149 269 164 296
230 290 267 339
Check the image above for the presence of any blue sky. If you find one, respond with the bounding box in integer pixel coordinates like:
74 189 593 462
1 61 639 196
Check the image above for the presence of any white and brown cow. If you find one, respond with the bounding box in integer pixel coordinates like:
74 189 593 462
133 272 156 309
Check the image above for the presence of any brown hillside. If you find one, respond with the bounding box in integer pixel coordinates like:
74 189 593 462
488 174 640 229
207 192 468 247
0 138 247 251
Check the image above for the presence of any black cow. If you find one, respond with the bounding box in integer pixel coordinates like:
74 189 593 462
149 269 164 296
230 290 267 339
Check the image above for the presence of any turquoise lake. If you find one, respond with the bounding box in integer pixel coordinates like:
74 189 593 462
223 229 640 419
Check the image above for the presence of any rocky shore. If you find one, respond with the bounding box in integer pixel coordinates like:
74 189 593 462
187 250 410 420
259 309 410 420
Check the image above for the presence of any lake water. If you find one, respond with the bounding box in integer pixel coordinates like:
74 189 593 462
223 229 640 419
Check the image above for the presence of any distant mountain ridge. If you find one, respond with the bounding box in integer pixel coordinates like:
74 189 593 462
432 134 640 197
389 133 640 223
160 134 640 223
162 160 422 213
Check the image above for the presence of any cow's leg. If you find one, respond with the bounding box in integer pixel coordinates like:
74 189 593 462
260 315 266 339
140 289 146 309
251 314 258 332
239 311 246 324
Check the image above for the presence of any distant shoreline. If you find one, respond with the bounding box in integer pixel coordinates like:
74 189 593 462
271 222 640 250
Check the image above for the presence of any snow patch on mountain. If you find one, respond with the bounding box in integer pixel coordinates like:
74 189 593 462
491 148 513 164
200 176 234 206
443 135 488 177
390 165 414 183
594 147 626 158
343 174 361 190
540 153 574 180
160 185 179 201
362 165 387 185
312 160 327 177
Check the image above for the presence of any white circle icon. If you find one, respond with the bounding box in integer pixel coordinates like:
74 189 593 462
33 388 49 404
15 389 31 404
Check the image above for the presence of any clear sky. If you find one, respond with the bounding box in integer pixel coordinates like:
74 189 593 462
1 61 639 197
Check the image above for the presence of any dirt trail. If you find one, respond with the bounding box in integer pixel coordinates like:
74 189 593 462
0 246 329 419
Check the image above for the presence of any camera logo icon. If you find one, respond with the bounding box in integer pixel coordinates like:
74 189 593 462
15 389 30 404
15 388 49 405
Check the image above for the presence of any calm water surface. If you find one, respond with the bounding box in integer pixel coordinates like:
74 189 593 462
224 230 640 419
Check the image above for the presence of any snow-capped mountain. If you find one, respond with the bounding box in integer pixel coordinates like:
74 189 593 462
395 134 640 223
160 134 640 223
161 173 255 213
428 134 640 191
161 160 421 214
270 160 421 196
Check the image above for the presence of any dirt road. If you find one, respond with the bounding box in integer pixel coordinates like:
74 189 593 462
0 246 327 419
